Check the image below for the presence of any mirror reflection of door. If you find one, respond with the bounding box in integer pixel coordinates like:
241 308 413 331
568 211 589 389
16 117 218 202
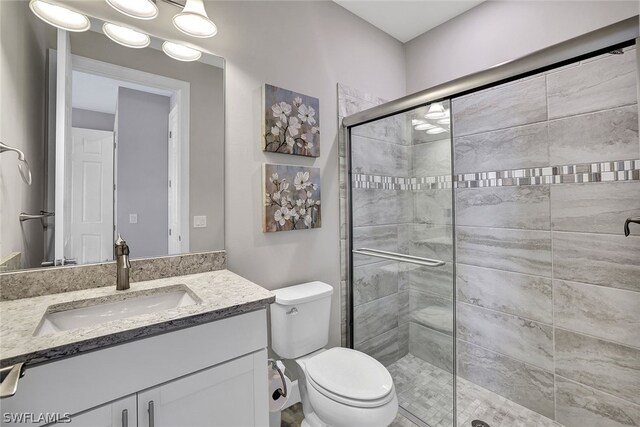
68 128 114 264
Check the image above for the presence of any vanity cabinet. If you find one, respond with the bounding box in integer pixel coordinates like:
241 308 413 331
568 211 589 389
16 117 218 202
1 310 269 427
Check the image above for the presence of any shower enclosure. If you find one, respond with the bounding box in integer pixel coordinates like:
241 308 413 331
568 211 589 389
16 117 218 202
342 17 639 427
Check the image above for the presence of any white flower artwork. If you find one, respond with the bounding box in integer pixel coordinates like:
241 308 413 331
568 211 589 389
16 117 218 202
263 164 321 232
263 84 320 157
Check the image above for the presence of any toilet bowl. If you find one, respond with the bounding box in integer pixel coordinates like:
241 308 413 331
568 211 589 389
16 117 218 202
270 282 398 427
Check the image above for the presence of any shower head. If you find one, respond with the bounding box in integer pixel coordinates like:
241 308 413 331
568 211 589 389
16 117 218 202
0 141 32 186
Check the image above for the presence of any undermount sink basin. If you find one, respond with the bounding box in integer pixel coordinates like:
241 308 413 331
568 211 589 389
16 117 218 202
35 285 200 336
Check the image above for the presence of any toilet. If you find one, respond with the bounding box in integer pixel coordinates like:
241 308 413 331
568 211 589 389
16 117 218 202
271 281 398 427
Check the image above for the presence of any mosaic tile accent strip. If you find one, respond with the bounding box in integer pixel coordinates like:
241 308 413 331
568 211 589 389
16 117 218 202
352 159 640 190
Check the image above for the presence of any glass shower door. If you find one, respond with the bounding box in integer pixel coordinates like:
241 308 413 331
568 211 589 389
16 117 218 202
349 101 455 427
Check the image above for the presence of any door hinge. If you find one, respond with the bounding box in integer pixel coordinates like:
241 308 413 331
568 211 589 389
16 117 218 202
113 184 116 191
169 131 173 138
178 235 181 242
169 228 172 236
169 179 172 188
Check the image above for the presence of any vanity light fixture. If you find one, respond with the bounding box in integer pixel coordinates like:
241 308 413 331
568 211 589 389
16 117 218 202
426 127 447 135
414 123 436 131
424 102 446 119
172 0 217 38
162 41 202 61
411 119 425 126
105 0 159 20
436 118 450 125
29 0 91 32
103 23 151 49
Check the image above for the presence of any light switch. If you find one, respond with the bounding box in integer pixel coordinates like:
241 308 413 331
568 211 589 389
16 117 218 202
129 214 138 224
193 215 207 228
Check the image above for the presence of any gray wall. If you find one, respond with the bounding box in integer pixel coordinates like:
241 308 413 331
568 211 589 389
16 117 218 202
0 1 54 269
451 47 639 425
116 87 170 258
404 1 639 93
69 29 224 254
72 108 115 132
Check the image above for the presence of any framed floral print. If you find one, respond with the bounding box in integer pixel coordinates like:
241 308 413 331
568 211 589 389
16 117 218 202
263 164 321 232
263 84 320 157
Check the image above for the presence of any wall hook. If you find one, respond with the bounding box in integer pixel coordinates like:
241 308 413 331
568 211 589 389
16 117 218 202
0 141 32 186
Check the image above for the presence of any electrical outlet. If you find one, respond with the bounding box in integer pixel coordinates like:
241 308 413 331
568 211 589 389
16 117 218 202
193 215 207 228
129 214 138 224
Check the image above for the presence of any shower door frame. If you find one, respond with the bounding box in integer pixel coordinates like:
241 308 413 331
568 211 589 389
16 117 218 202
342 15 639 427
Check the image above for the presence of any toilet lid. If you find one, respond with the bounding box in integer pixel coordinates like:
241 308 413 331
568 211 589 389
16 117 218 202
305 348 394 402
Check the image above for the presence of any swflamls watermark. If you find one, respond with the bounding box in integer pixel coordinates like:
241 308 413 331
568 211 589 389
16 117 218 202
2 413 72 424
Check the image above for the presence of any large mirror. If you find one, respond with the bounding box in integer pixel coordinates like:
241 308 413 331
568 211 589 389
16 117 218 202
0 1 224 271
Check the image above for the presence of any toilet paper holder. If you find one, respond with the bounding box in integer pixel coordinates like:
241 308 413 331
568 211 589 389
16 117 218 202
268 359 288 400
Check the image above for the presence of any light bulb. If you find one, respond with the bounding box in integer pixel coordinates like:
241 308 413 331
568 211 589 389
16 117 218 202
424 102 446 119
103 23 150 49
29 0 90 32
105 0 158 20
162 41 202 62
173 0 217 38
414 123 436 131
426 127 447 134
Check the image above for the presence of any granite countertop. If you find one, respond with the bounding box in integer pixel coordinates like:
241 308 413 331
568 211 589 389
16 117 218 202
0 270 275 367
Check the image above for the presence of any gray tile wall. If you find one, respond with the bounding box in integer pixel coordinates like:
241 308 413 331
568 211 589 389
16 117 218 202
338 83 411 365
452 46 640 424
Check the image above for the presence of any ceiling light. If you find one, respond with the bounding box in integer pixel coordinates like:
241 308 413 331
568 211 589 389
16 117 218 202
173 0 217 38
105 0 158 20
162 41 202 62
426 127 447 135
424 102 446 119
103 23 150 49
414 123 436 131
29 0 90 32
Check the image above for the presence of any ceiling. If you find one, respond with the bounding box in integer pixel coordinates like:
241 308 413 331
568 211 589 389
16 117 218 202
333 0 485 43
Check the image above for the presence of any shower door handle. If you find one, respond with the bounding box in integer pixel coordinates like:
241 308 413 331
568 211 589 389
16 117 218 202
624 217 640 236
353 248 445 267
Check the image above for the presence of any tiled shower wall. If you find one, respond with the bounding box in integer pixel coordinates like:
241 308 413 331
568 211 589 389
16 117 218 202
338 84 411 366
452 47 640 425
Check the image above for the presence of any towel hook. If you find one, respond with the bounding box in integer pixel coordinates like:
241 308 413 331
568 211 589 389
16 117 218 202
0 141 32 186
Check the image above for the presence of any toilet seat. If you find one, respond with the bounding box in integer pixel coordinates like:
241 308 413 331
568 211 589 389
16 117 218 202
305 348 395 408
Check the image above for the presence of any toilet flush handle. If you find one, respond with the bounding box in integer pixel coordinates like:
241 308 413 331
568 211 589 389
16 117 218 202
286 307 298 315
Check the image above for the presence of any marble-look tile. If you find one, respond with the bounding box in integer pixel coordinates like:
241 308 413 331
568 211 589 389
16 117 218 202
352 225 398 267
399 290 409 325
351 135 410 176
454 122 549 174
399 224 454 262
413 189 453 226
456 226 552 277
455 185 551 230
547 49 638 119
548 105 639 164
353 293 398 344
554 279 640 348
0 251 227 301
353 261 399 306
457 302 553 370
355 326 400 367
552 232 640 292
555 376 640 427
409 290 453 335
456 340 555 419
411 138 452 177
457 264 552 323
352 114 407 145
409 322 453 373
550 181 640 235
352 188 413 227
452 76 547 137
555 329 640 405
337 82 387 106
398 322 409 358
403 261 454 299
338 93 377 118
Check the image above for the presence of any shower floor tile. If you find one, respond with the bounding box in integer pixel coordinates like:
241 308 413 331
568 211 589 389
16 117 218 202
387 354 565 427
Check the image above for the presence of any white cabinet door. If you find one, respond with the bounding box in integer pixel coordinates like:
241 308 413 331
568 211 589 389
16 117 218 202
137 350 269 427
50 395 135 427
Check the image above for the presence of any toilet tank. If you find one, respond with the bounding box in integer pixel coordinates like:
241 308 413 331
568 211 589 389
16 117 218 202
270 281 333 359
